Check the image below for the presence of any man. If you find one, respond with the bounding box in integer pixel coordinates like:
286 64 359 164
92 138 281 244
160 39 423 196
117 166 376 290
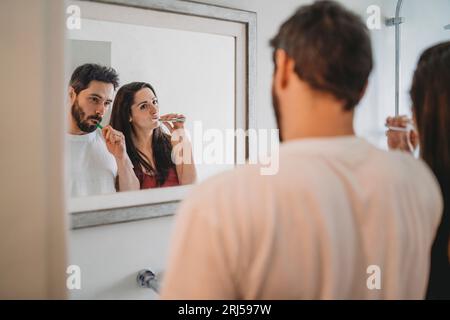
68 63 138 197
160 1 443 299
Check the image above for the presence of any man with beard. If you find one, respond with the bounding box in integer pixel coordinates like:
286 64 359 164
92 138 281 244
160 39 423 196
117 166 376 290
68 64 139 197
160 1 442 299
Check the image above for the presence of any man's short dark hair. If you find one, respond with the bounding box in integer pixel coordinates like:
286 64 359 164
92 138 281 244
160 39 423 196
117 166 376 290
69 63 119 94
270 0 373 111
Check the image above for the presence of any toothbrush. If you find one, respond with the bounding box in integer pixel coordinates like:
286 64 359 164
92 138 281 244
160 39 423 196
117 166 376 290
96 123 104 129
159 117 186 123
386 126 409 132
386 122 415 132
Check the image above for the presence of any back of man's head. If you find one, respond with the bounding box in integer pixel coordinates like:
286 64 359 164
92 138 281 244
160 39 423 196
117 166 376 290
270 0 373 111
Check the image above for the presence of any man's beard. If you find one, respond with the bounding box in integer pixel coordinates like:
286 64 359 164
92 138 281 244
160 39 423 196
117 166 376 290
272 84 284 142
71 99 102 133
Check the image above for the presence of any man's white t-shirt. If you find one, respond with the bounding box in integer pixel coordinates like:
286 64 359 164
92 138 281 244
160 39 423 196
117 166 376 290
160 136 443 299
68 130 117 197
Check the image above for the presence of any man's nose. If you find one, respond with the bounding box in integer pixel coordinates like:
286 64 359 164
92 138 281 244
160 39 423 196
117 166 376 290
95 108 104 117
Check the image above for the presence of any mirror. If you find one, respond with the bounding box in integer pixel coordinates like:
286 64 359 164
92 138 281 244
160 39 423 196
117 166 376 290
66 0 256 228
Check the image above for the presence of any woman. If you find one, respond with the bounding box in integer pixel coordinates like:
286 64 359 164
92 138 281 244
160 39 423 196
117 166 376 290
386 41 450 299
110 82 196 189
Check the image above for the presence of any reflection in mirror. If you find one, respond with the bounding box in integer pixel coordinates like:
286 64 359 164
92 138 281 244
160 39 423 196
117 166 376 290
66 0 238 200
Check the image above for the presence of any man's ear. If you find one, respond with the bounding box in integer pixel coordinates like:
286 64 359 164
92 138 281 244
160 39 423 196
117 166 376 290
274 49 295 91
68 86 76 104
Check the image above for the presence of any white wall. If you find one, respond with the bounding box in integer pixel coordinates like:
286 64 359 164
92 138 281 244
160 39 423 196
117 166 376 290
69 216 173 299
377 0 450 119
192 0 450 147
192 0 383 142
0 0 67 299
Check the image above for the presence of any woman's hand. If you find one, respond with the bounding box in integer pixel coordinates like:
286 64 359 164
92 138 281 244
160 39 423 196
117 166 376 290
159 113 196 185
159 113 186 133
385 115 419 153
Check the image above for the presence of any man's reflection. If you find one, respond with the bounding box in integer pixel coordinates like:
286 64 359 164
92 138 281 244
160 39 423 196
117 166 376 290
110 82 196 189
68 64 139 197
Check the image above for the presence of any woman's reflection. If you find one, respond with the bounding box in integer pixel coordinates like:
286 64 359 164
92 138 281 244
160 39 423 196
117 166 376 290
110 82 196 189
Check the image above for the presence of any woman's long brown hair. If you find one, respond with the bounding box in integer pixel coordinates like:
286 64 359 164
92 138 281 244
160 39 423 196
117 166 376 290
110 82 174 186
411 41 450 188
411 41 450 299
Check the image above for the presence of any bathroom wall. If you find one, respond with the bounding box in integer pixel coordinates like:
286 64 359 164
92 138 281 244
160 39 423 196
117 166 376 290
69 217 173 299
193 0 450 146
377 0 450 120
193 0 385 146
